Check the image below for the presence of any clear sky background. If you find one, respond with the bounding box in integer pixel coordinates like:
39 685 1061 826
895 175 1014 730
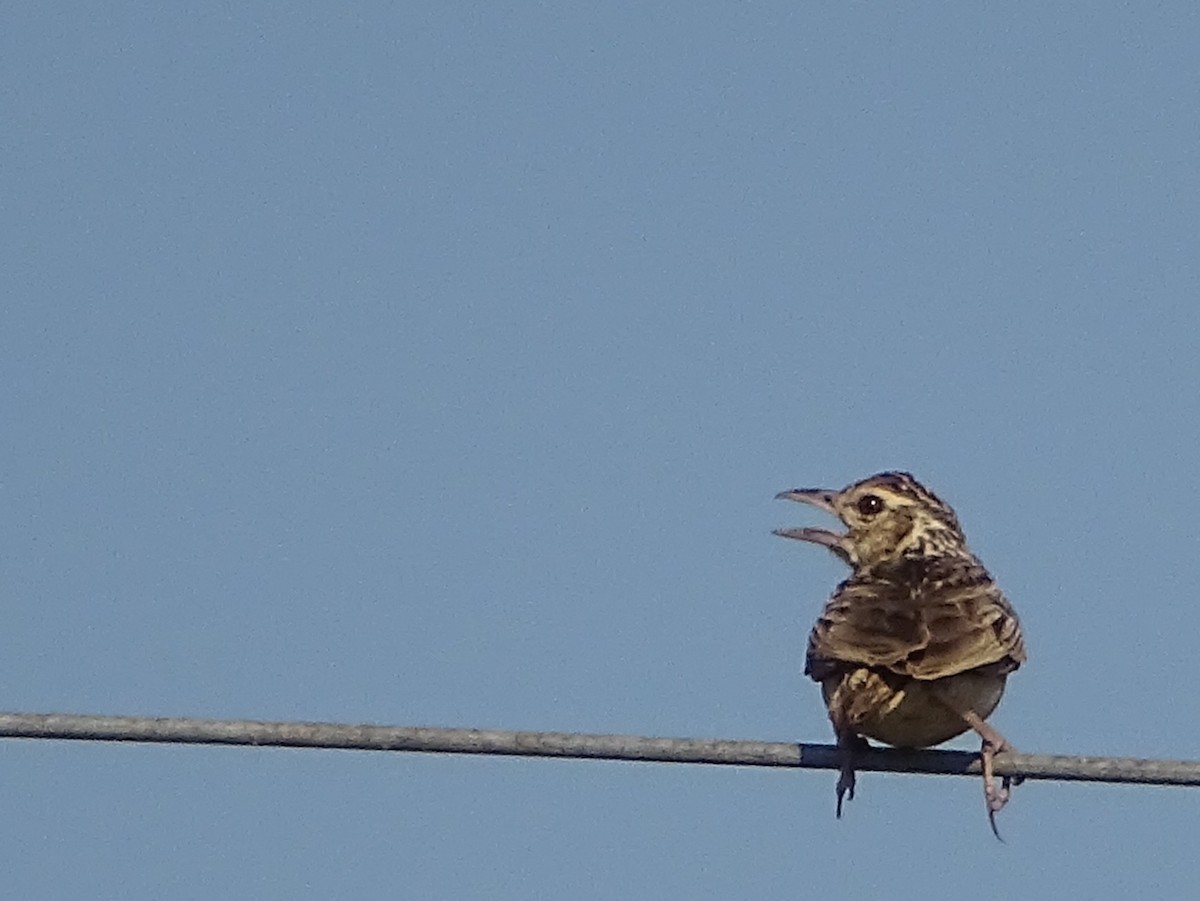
3 2 1198 898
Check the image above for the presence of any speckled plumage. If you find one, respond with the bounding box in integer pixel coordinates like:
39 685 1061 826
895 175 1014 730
775 471 1025 836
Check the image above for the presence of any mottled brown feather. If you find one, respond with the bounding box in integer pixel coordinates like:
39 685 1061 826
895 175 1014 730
806 556 1025 684
778 471 1026 826
779 471 1025 747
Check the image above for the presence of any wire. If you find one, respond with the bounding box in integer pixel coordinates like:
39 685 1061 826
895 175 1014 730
0 711 1195 786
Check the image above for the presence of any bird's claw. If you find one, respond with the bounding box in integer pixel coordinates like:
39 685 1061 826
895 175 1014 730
834 731 866 818
980 737 1016 841
835 769 856 818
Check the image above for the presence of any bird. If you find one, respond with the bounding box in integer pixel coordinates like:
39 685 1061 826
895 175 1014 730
774 471 1025 836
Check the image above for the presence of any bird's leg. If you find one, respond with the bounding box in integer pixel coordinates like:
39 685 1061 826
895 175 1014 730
834 728 868 818
958 709 1015 837
928 690 1016 839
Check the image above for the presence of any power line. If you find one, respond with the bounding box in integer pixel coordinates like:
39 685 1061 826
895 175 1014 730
0 711 1196 787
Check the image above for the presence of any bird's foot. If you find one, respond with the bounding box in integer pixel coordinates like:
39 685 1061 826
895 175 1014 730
950 708 1017 840
835 733 868 818
973 722 1015 840
835 766 855 818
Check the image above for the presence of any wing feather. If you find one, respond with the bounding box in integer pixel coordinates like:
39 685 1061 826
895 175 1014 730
805 558 1025 682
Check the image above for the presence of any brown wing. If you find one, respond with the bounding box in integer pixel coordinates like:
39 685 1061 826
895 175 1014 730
805 561 1025 683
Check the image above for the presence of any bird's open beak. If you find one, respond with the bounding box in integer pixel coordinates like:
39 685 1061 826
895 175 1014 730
773 488 847 553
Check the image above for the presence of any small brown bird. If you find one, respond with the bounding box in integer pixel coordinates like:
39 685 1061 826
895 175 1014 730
774 471 1025 836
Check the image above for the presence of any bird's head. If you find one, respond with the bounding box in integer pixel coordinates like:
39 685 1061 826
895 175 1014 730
774 471 968 570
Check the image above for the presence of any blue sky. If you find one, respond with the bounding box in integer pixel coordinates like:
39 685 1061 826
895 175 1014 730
3 2 1199 897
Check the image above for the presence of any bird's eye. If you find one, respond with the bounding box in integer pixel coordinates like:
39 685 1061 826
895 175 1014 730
856 494 884 516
